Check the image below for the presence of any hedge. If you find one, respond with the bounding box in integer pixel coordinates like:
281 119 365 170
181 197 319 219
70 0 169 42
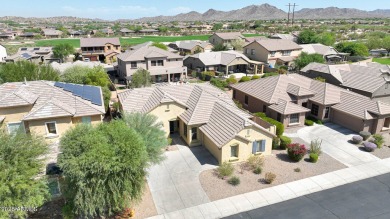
305 119 314 126
280 136 292 150
239 76 252 82
254 112 284 137
251 75 261 80
307 116 323 124
262 73 279 78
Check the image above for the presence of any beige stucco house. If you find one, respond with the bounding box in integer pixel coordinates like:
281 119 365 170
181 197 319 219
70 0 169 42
168 40 214 55
118 83 276 164
209 32 246 46
117 43 187 83
80 38 121 64
231 74 390 134
243 39 302 67
0 81 105 141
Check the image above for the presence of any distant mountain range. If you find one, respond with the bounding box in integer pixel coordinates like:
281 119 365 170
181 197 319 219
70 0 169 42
0 4 389 24
133 4 390 22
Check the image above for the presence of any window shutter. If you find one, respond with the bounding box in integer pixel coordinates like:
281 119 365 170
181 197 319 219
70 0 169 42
260 140 266 152
252 141 257 154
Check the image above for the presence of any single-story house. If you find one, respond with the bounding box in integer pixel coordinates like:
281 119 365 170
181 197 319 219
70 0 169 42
300 43 348 63
5 47 60 64
118 83 276 164
0 81 105 141
184 51 265 76
42 29 63 38
168 40 214 55
231 74 390 134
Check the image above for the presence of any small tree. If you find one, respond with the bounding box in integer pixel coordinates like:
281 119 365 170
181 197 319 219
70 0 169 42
53 43 75 63
297 29 317 44
382 36 390 56
231 39 244 51
212 43 228 52
151 42 168 51
130 68 151 88
294 52 325 70
122 112 168 164
0 61 60 83
58 121 148 218
0 130 49 219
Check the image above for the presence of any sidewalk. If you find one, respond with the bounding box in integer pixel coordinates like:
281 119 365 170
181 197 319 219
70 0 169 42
147 158 390 219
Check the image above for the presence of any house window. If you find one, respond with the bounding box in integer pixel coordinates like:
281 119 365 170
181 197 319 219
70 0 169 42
183 123 187 138
192 127 197 140
233 90 236 99
324 107 330 119
290 113 299 124
245 48 248 54
282 50 292 56
252 140 266 154
263 105 267 113
302 102 308 108
311 104 319 116
231 144 238 158
131 62 137 68
277 113 282 122
7 122 23 134
251 49 255 55
245 95 249 105
157 60 164 66
151 61 157 66
45 122 57 135
82 116 91 124
270 51 276 57
107 46 111 50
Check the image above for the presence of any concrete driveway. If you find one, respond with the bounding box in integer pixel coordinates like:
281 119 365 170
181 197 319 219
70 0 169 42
147 142 218 214
285 123 379 167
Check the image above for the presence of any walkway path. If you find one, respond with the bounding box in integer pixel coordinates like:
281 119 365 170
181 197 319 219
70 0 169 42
285 123 379 167
147 142 218 214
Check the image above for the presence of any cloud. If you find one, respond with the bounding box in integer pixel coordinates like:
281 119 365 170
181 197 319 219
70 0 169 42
169 6 192 15
62 5 159 19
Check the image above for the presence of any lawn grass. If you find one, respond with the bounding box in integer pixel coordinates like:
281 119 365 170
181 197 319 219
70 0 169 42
34 34 262 48
373 57 390 65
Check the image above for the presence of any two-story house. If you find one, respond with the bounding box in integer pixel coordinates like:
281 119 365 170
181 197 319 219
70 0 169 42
80 38 121 64
209 32 246 46
243 39 302 67
117 44 187 83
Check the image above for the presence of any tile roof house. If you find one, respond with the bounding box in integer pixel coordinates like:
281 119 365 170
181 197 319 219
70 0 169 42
231 74 390 134
184 51 263 76
300 43 348 63
5 47 59 64
117 43 187 83
209 32 246 46
80 38 121 64
168 40 214 55
42 29 63 38
119 28 135 36
269 33 298 42
301 62 390 103
0 81 105 141
243 39 302 67
118 83 276 164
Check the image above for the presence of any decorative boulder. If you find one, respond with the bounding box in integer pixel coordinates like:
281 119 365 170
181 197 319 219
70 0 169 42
359 131 371 141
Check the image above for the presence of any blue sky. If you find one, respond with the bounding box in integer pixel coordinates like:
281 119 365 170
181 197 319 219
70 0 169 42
1 0 389 20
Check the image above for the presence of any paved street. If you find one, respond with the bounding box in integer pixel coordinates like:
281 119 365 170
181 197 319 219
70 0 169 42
285 123 380 167
147 141 218 214
224 173 390 219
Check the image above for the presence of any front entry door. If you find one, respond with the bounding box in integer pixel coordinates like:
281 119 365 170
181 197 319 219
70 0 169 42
169 120 178 134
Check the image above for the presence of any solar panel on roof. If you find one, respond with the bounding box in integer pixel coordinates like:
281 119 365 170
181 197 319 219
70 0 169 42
21 48 27 51
21 53 32 59
33 48 39 50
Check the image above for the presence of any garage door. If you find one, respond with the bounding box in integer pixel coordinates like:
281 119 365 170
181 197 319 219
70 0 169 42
331 109 364 133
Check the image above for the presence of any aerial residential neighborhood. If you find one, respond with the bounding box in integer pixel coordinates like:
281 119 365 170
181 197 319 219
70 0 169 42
1 1 390 219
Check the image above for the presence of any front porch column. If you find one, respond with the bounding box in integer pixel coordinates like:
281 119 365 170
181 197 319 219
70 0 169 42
225 65 229 77
168 73 171 83
254 65 258 75
261 64 264 74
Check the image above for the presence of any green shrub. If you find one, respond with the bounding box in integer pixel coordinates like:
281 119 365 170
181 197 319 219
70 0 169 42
247 155 264 169
167 137 172 145
254 112 284 137
191 71 197 78
310 139 322 155
294 168 301 172
272 137 280 149
307 116 323 124
359 131 371 141
280 136 292 150
228 176 241 186
287 143 307 162
210 78 228 90
226 75 238 84
251 75 261 80
310 153 319 163
371 134 384 148
262 73 279 78
239 76 252 82
264 172 276 184
305 119 314 126
217 162 234 178
253 166 262 174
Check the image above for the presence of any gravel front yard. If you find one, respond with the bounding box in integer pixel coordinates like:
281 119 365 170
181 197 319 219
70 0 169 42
200 150 347 201
351 133 390 159
132 183 157 219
